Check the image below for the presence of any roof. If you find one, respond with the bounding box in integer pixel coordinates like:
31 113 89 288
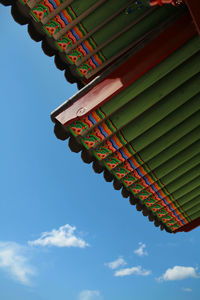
0 0 187 88
2 0 200 233
51 12 200 233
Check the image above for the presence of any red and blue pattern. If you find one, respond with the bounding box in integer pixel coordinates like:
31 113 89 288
68 108 105 137
56 24 87 51
31 0 65 22
44 7 75 36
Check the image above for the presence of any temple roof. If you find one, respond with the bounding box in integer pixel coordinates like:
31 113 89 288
51 12 200 233
1 0 186 88
2 0 200 233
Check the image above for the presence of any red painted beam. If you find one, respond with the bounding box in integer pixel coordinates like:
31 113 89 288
174 217 200 233
53 13 196 126
185 0 200 36
150 0 179 6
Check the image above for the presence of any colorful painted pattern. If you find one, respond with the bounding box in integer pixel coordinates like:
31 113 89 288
43 6 76 36
114 150 190 224
21 0 153 78
68 108 105 137
129 179 185 220
81 119 117 149
93 132 127 160
67 38 104 65
55 23 87 52
68 117 190 230
66 105 191 231
105 145 136 172
77 52 106 77
31 0 65 22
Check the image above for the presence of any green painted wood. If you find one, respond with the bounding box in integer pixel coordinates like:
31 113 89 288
189 210 200 221
175 203 200 220
122 111 200 200
153 173 200 217
101 36 200 116
173 175 200 200
181 196 200 212
114 95 200 184
133 109 200 160
88 4 149 45
129 152 200 200
159 153 200 185
134 156 200 203
121 72 200 142
187 203 200 216
80 0 131 32
173 185 200 207
100 6 176 58
115 128 200 200
148 127 200 171
71 0 99 16
165 165 200 193
132 165 200 208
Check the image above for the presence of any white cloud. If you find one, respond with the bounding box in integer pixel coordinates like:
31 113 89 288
28 224 89 248
158 266 199 281
182 288 192 292
105 257 127 270
114 266 151 277
0 242 35 285
134 242 148 257
78 290 101 300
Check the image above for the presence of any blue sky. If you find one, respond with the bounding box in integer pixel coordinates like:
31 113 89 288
0 6 200 300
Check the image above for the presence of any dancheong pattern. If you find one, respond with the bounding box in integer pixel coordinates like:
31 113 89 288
81 119 117 149
93 131 128 160
11 0 193 232
12 0 181 80
43 6 76 36
77 53 106 77
31 0 66 22
67 113 191 232
55 23 87 52
27 0 107 76
68 108 106 137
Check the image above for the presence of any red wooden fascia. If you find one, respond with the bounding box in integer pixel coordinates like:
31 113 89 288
54 13 196 126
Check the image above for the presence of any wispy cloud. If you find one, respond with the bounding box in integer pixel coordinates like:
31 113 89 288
134 242 148 257
157 266 199 281
114 266 151 277
78 290 101 300
105 257 127 270
28 224 89 248
0 242 35 285
182 288 192 292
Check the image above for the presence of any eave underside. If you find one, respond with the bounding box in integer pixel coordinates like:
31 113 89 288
52 14 200 233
